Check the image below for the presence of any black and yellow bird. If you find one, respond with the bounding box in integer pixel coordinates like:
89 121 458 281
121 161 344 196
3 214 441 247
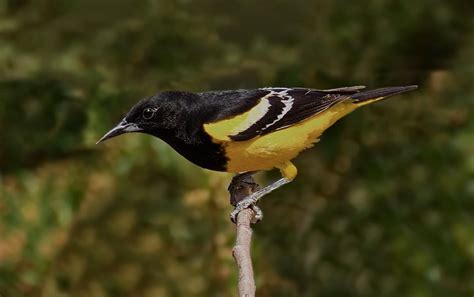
97 85 417 221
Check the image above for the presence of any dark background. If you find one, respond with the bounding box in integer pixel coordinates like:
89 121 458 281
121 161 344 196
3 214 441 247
1 0 473 296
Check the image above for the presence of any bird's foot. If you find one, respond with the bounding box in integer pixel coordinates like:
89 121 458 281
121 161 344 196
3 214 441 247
230 196 263 224
229 177 291 224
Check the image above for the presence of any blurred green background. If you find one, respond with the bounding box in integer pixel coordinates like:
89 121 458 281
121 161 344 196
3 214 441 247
1 0 473 296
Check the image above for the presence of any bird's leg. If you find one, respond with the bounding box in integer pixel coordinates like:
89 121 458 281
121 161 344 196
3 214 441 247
230 162 297 223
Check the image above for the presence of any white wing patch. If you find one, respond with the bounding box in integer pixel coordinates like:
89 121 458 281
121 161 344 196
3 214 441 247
228 88 296 140
230 89 295 135
230 95 271 135
262 89 294 130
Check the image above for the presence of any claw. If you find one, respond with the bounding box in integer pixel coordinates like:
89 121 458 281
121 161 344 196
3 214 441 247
230 193 262 224
230 204 243 224
250 205 263 223
230 204 263 224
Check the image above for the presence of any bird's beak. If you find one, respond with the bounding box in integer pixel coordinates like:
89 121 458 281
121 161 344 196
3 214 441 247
96 118 143 144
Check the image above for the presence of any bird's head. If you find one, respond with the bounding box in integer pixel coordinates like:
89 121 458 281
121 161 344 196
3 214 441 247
96 92 186 144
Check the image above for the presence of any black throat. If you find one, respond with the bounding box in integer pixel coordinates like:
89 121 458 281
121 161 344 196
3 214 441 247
145 128 228 172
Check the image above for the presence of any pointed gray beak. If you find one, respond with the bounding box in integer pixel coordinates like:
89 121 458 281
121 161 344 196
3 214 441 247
96 118 143 144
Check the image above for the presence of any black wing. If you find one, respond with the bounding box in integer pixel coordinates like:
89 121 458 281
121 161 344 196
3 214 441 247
225 86 364 141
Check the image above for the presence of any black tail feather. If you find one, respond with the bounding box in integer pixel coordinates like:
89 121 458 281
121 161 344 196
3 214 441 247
351 85 418 102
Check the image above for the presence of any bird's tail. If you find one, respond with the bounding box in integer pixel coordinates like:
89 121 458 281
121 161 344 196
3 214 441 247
351 85 418 106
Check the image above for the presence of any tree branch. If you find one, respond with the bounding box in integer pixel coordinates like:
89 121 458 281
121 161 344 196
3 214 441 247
228 174 258 297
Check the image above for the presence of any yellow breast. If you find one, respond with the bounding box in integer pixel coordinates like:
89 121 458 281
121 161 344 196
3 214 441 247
205 101 357 173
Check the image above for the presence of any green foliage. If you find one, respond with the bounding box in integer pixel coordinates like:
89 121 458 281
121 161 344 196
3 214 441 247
0 0 473 296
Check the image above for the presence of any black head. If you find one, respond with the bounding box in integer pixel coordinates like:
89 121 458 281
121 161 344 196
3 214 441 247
97 91 190 144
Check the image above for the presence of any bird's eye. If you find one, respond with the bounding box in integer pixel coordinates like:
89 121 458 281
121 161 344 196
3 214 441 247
142 107 155 120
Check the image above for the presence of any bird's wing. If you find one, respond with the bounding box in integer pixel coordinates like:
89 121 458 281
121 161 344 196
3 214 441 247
203 86 365 141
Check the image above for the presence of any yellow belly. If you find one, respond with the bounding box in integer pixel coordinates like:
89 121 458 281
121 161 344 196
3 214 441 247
222 101 357 172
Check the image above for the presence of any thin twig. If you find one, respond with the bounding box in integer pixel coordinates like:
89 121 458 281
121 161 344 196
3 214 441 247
228 174 258 297
233 208 256 297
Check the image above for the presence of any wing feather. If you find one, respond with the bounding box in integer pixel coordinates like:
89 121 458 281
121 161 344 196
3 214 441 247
203 86 363 142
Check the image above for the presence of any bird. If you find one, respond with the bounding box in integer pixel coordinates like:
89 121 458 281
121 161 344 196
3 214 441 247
97 85 418 222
